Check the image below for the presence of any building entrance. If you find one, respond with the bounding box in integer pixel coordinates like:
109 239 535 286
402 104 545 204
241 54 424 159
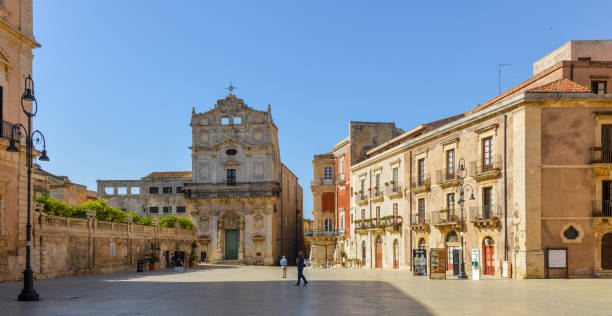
603 233 612 269
445 230 459 276
484 237 495 276
225 229 239 260
375 236 383 268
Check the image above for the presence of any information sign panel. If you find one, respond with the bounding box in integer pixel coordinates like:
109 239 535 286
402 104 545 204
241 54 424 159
413 249 427 276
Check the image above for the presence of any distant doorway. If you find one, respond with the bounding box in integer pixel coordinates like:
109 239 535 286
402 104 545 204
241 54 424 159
361 240 366 268
225 229 239 260
445 231 459 275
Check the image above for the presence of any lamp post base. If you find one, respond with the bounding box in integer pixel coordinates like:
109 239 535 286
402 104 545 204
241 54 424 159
458 262 468 279
18 288 39 301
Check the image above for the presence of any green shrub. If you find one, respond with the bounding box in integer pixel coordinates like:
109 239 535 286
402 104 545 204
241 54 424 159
158 215 194 230
126 211 153 226
35 196 153 225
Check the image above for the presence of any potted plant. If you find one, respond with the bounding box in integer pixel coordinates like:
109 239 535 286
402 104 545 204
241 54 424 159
145 243 161 270
188 241 198 267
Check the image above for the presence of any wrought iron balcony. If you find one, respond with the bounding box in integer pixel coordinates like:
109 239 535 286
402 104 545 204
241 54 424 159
592 200 612 217
436 167 460 188
469 156 502 181
304 229 339 237
336 173 346 185
591 148 612 163
385 182 403 198
410 176 430 193
354 216 402 232
469 204 502 221
183 181 280 199
411 214 428 225
354 193 368 205
0 120 19 142
311 178 334 186
431 209 459 226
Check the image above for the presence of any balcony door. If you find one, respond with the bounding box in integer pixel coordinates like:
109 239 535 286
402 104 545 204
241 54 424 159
483 187 493 219
482 137 493 171
602 125 612 163
226 169 236 185
446 149 455 180
603 181 612 216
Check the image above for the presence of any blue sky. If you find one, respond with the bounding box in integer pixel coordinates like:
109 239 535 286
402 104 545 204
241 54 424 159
33 1 610 219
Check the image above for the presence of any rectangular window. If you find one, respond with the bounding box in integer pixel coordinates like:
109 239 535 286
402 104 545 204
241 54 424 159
417 159 425 186
361 209 365 220
131 187 140 195
392 167 399 192
221 117 230 125
482 136 493 171
446 149 455 180
418 198 425 217
602 125 612 163
118 187 127 195
163 187 173 194
376 206 380 221
177 206 186 213
234 117 242 124
227 169 236 185
105 187 114 195
324 166 333 180
447 193 455 213
340 158 345 178
149 206 159 214
163 206 172 213
603 181 612 216
592 81 607 95
149 187 159 194
375 174 381 196
339 213 344 232
483 187 493 219
176 187 183 194
393 203 398 218
360 179 365 199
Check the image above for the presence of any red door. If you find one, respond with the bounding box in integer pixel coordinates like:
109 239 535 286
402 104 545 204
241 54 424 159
484 245 495 275
375 237 383 268
393 240 399 269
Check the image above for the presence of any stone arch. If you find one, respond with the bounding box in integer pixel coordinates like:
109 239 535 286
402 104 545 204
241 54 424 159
445 230 459 243
418 237 427 249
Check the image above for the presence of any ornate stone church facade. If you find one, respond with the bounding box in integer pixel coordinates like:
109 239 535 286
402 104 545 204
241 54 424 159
183 93 303 265
98 93 303 266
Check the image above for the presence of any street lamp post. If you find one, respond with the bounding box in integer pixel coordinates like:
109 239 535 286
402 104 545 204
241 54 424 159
456 157 475 280
7 74 50 301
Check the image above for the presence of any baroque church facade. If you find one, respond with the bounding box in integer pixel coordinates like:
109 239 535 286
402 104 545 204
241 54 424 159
98 93 303 265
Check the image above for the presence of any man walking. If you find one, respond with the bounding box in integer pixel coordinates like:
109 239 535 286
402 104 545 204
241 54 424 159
280 256 288 278
295 250 308 286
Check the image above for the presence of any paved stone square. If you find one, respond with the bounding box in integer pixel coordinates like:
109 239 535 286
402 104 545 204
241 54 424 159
0 265 610 316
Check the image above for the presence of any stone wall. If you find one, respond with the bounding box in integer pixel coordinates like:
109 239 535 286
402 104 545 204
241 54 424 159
1 209 198 281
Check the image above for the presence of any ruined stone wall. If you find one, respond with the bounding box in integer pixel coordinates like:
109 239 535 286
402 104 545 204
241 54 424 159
0 210 198 282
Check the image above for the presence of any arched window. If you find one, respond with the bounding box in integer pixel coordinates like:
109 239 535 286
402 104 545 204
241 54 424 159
418 238 426 249
445 231 459 243
484 237 494 246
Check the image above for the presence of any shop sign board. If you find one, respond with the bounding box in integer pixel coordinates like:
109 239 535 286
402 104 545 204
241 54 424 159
430 248 446 280
413 249 427 276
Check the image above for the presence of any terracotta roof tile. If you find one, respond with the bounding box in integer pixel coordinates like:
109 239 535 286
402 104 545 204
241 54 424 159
142 171 192 179
528 79 591 93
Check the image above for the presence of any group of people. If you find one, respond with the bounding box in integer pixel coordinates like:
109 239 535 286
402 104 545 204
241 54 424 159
280 250 308 286
168 253 185 272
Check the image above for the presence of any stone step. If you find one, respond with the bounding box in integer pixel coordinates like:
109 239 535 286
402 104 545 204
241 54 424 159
216 260 244 265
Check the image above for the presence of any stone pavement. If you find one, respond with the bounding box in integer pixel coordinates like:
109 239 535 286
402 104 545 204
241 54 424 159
0 265 610 316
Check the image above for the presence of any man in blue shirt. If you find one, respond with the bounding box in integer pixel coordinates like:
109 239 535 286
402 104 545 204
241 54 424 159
280 256 288 278
295 250 308 286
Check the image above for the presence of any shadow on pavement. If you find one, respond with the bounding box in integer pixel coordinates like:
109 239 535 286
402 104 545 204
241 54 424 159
0 279 434 316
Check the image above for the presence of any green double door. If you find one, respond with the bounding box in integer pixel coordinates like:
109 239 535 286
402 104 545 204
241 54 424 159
225 229 239 260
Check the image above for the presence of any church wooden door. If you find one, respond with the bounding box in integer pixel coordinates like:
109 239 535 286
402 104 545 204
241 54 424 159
225 229 239 260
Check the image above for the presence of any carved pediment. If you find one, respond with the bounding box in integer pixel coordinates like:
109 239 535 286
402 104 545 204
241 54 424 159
250 233 266 241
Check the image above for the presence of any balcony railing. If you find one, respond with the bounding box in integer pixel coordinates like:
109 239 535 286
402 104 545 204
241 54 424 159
337 173 346 183
304 229 339 237
385 182 403 195
311 178 334 186
436 167 458 184
469 204 502 221
183 181 280 199
469 155 503 177
372 187 384 198
410 214 429 225
354 193 368 204
592 200 612 217
410 176 430 192
354 217 403 230
591 148 612 163
431 210 459 225
0 120 19 141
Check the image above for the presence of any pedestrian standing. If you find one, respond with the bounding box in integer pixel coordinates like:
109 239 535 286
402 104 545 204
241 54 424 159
295 250 308 286
280 256 288 278
170 253 175 269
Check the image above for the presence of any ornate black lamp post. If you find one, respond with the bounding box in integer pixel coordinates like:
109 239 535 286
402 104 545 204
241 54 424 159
456 157 475 280
7 74 49 301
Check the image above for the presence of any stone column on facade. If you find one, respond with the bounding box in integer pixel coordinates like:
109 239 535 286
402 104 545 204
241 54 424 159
238 219 245 260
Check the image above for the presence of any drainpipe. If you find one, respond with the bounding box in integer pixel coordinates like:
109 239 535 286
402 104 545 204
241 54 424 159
409 150 413 270
504 114 509 262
